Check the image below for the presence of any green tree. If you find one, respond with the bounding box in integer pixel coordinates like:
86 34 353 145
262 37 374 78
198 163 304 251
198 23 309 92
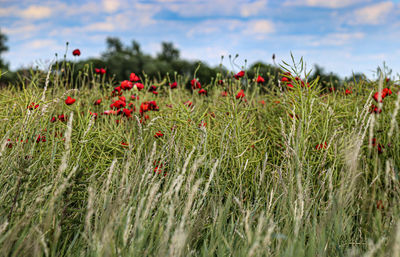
310 64 341 90
0 29 9 69
105 37 123 54
157 42 180 62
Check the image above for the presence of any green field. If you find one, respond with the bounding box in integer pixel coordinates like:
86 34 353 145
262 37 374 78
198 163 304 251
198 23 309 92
0 57 399 257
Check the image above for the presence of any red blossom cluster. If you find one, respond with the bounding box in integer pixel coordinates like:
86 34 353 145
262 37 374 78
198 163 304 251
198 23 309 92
371 138 384 154
27 102 39 110
94 68 106 75
373 88 392 103
315 142 327 150
51 114 67 123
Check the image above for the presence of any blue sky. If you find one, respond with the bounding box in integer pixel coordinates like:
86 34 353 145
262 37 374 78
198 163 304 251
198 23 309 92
1 0 400 78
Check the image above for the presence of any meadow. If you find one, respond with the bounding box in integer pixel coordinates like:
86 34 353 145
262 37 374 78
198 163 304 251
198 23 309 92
0 53 399 257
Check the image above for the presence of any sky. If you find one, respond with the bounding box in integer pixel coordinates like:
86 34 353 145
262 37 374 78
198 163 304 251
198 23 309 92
1 0 400 79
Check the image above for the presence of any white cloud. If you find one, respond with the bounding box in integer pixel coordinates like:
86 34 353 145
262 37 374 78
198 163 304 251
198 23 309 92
185 19 242 38
3 24 39 35
180 46 230 64
309 32 365 46
244 20 275 39
103 0 120 13
0 6 17 17
240 0 268 17
2 23 51 41
351 2 394 25
284 0 367 8
158 0 268 17
0 5 52 20
19 5 52 19
25 39 59 50
83 22 116 32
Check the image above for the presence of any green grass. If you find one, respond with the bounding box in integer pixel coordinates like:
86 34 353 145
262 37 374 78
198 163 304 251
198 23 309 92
0 59 400 256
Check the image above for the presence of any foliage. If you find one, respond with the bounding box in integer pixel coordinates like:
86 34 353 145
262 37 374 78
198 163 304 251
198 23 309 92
0 56 399 256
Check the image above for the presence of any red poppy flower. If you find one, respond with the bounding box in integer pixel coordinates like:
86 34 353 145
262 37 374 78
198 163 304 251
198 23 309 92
217 80 224 85
140 102 149 114
329 87 335 92
236 89 245 99
383 88 392 96
122 108 132 118
119 96 126 102
121 141 128 147
373 91 386 103
259 100 265 105
256 75 265 84
369 104 382 114
315 142 327 150
153 91 159 95
191 79 201 89
58 114 67 122
135 83 144 91
27 102 39 110
287 83 294 89
199 121 207 127
198 89 207 95
51 116 57 123
121 80 133 90
281 77 290 83
6 139 12 148
154 131 164 138
94 99 102 105
154 165 162 174
65 96 76 105
89 111 98 119
130 73 140 82
110 100 126 109
371 138 384 153
149 85 157 92
345 89 352 95
377 144 384 154
95 68 105 75
376 200 384 210
36 135 46 143
221 91 228 97
234 71 245 80
147 101 157 109
112 86 122 96
72 49 81 56
170 82 177 89
184 101 192 107
131 94 139 100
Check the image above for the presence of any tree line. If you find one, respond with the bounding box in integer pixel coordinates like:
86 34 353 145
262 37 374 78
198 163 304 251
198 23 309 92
1 29 361 89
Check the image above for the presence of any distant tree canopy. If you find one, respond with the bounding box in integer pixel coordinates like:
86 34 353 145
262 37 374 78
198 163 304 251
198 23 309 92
309 65 341 89
1 33 363 91
88 37 220 84
0 29 9 69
